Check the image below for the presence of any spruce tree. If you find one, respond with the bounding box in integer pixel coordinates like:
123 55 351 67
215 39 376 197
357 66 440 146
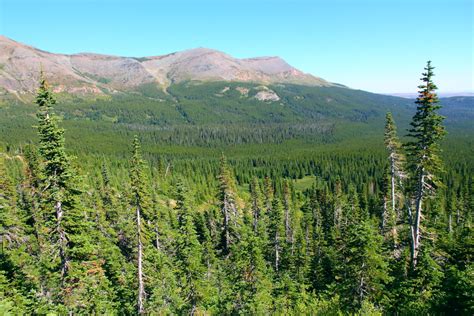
36 71 74 281
405 61 446 268
34 72 114 313
337 217 391 312
129 136 151 314
174 181 206 313
226 216 273 314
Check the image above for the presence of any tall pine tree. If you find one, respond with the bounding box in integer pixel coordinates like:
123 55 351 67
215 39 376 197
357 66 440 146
34 72 114 313
405 61 446 268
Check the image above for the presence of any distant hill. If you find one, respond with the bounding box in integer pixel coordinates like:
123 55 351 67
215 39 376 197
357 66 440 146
438 96 474 128
439 96 474 108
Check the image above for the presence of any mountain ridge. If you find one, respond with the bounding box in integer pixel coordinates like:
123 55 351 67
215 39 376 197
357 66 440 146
0 35 333 97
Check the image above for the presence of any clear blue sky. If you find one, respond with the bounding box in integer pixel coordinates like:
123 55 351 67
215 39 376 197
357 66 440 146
1 0 472 93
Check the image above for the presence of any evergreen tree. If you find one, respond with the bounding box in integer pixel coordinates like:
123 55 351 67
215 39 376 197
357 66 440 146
34 72 114 313
395 244 444 314
337 217 391 312
36 71 74 282
226 218 273 314
0 151 32 313
405 61 446 268
440 225 473 314
129 136 151 314
174 181 207 313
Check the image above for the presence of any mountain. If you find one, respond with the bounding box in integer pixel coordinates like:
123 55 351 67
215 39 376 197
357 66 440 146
0 35 332 97
1 35 471 151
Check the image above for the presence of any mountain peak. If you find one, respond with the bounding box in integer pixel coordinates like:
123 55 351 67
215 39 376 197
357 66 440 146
0 35 334 96
182 47 226 54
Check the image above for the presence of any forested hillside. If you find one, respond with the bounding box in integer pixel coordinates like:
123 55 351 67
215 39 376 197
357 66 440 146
0 63 473 315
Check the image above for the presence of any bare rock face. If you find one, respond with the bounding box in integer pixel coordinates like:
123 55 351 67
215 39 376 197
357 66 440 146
142 48 252 84
0 35 335 96
0 36 98 95
254 87 280 101
69 54 156 89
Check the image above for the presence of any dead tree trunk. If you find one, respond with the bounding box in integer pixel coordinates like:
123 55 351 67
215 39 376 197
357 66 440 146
284 205 294 250
55 201 68 278
389 155 399 249
221 195 233 255
275 230 280 272
410 171 424 269
448 213 452 233
390 156 396 218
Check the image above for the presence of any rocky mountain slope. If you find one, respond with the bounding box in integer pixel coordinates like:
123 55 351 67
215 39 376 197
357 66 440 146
0 35 332 97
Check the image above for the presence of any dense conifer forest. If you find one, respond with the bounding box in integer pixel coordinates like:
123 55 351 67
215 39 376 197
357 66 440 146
0 62 472 315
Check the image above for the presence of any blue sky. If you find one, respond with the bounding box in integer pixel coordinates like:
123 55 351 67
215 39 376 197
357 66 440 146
1 0 472 93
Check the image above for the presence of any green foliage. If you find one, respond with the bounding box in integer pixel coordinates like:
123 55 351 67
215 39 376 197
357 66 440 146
130 136 152 220
174 181 208 313
406 61 447 192
33 74 116 313
0 67 472 314
336 218 391 311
